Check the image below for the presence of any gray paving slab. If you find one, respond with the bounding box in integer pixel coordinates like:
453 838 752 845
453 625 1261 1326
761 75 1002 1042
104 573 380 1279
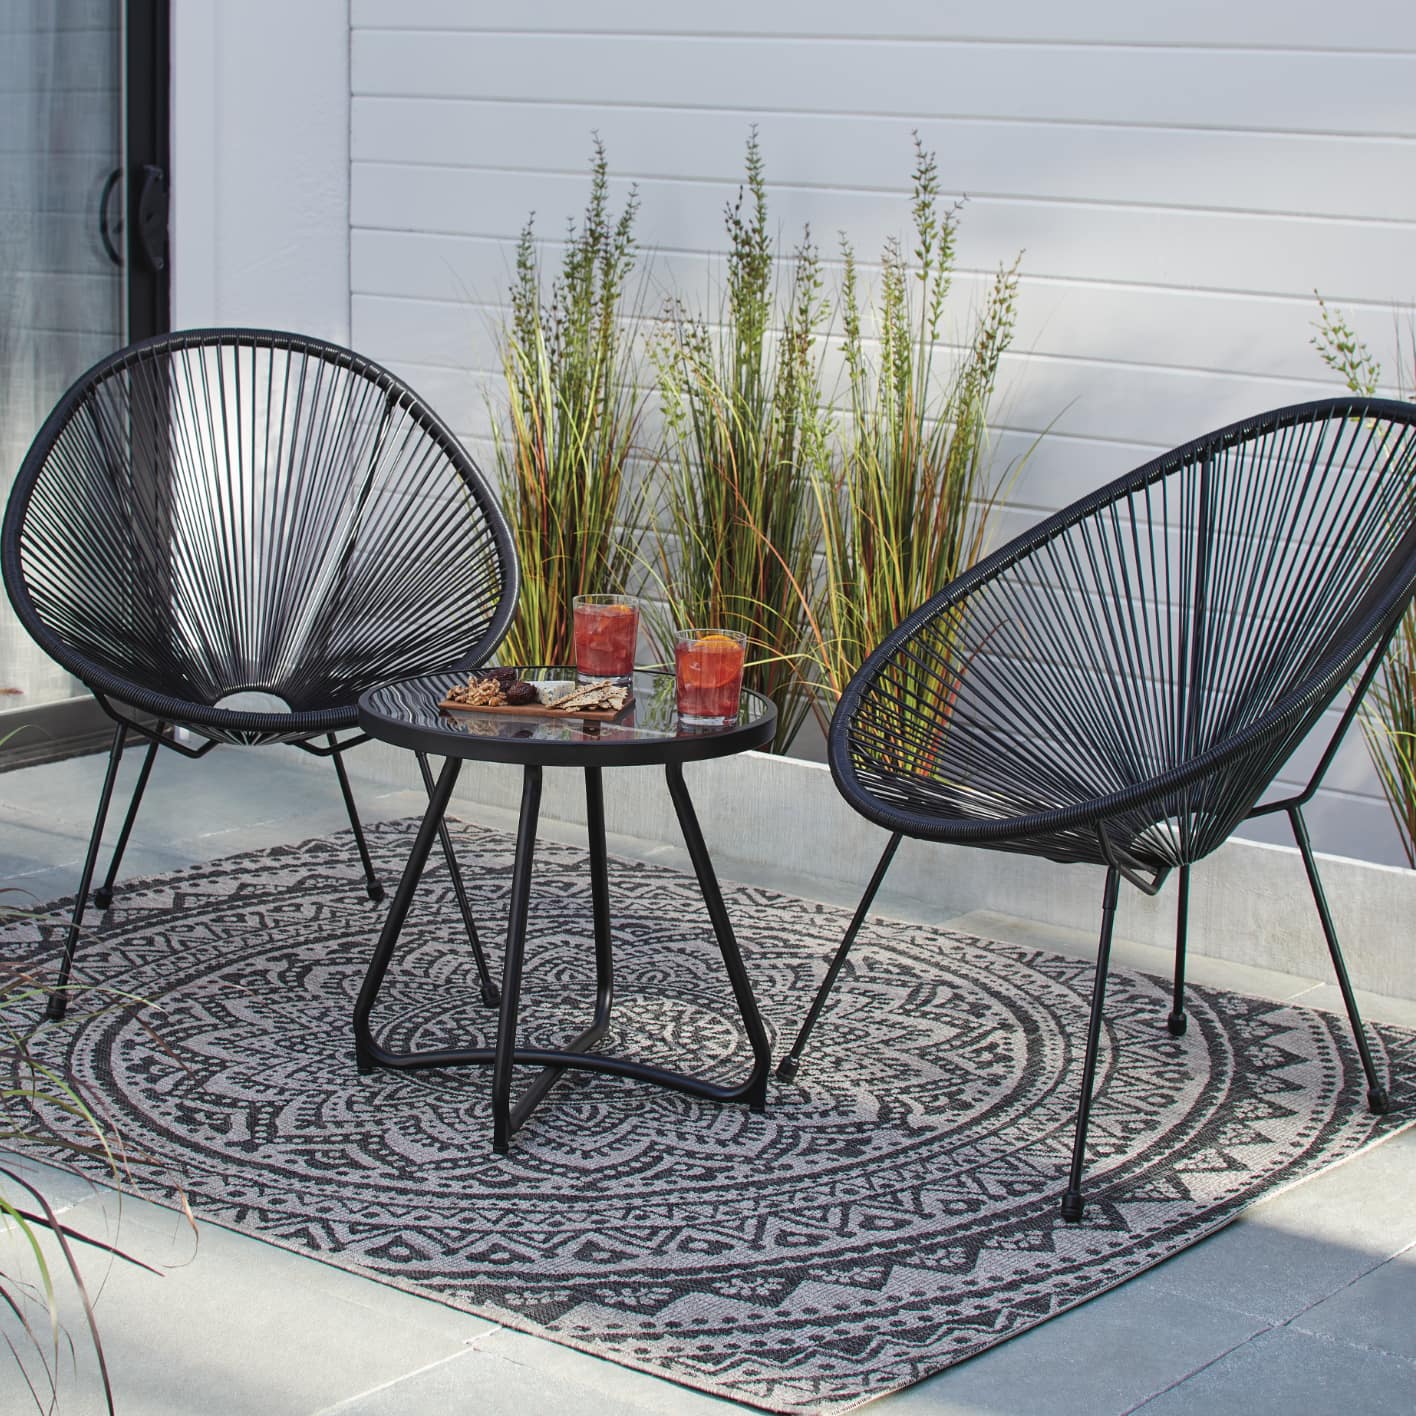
1142 1127 1416 1322
1133 1325 1416 1416
322 1327 745 1416
0 742 392 847
1 753 129 822
1245 1125 1416 1255
868 1280 1268 1415
1 1181 496 1416
0 755 426 905
1291 1246 1416 1364
0 1149 118 1214
5 840 207 895
1142 1217 1391 1328
0 818 88 880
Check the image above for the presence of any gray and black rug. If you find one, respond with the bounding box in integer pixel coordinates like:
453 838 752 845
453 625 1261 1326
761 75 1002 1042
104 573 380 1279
4 817 1412 1413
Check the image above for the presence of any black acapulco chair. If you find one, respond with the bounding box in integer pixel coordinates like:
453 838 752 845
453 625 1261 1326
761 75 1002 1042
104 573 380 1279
2 328 519 1019
777 396 1416 1221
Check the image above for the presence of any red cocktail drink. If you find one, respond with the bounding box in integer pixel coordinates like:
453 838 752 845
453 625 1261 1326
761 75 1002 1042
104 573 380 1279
674 629 747 726
573 595 639 685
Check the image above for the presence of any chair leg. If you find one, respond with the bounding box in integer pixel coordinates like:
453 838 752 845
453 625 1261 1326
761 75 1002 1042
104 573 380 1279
46 724 129 1021
1288 807 1389 1114
416 751 499 1007
777 833 902 1082
1061 867 1121 1223
329 736 384 903
1167 864 1190 1037
92 730 163 910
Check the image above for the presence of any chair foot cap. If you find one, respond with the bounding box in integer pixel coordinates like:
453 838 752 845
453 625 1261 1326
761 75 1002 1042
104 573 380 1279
776 1056 800 1083
1060 1189 1085 1223
93 887 113 910
44 995 68 1023
1166 1010 1187 1037
480 983 501 1008
1368 1086 1390 1115
366 882 386 904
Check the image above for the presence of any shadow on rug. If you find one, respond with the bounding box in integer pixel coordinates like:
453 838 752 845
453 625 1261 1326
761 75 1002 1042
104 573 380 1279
4 817 1412 1414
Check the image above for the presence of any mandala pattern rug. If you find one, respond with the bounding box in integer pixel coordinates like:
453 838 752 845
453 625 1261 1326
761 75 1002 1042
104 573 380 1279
5 817 1413 1414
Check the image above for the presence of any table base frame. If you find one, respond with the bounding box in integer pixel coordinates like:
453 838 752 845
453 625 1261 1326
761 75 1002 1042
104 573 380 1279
352 759 772 1152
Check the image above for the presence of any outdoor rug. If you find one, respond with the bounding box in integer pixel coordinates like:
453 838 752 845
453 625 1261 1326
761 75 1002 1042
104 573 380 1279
4 816 1413 1414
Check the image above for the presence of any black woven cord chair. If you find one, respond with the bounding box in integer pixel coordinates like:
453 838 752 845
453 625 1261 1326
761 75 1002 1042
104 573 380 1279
778 396 1416 1221
3 328 519 1019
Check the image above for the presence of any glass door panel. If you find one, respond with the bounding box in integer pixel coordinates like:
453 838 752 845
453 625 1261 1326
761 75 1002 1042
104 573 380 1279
0 0 167 756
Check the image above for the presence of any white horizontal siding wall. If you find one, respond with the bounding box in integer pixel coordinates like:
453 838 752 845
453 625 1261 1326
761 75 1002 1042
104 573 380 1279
170 0 350 343
341 1 1415 862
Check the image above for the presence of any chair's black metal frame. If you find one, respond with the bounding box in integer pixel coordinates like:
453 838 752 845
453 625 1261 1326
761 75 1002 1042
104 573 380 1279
778 397 1416 1220
3 328 519 1019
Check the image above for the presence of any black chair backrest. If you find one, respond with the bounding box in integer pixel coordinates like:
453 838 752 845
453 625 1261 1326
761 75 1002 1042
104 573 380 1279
3 329 518 740
831 398 1416 871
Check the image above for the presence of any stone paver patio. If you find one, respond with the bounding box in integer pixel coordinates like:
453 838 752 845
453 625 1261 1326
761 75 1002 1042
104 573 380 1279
2 746 1413 1415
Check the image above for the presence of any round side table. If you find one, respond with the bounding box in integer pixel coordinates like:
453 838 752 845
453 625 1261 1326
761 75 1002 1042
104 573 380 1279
354 667 777 1152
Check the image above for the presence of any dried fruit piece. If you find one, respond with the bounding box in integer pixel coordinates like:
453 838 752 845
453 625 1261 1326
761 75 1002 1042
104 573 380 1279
504 679 538 705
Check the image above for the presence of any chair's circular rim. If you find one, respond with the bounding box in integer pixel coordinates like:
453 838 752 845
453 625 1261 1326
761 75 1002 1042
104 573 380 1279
1 327 520 737
829 395 1416 847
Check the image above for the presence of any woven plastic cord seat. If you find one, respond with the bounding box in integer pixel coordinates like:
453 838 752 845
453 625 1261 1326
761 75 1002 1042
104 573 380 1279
3 329 519 1018
779 397 1416 1220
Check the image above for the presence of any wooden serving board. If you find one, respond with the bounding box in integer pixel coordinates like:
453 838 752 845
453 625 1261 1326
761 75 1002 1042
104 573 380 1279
437 693 633 723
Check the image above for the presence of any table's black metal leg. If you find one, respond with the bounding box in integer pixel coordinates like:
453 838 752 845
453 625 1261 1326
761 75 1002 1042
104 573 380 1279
665 761 771 1110
583 764 615 1030
416 750 499 1007
353 756 462 1072
492 764 542 1153
355 736 776 1149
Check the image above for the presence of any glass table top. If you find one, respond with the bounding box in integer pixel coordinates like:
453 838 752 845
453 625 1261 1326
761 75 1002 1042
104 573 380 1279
358 667 777 767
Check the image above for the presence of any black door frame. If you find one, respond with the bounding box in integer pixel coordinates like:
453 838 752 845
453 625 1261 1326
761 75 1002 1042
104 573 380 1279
125 0 171 341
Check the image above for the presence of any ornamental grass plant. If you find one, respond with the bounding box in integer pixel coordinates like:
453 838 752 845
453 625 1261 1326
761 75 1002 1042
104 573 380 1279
1 963 127 1414
492 139 647 667
1 723 185 1412
649 133 832 752
1312 296 1416 865
0 904 183 1413
1364 609 1416 868
805 138 1021 744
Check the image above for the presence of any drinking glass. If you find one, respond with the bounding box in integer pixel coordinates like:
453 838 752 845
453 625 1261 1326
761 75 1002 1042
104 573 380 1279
674 629 747 727
572 595 639 685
